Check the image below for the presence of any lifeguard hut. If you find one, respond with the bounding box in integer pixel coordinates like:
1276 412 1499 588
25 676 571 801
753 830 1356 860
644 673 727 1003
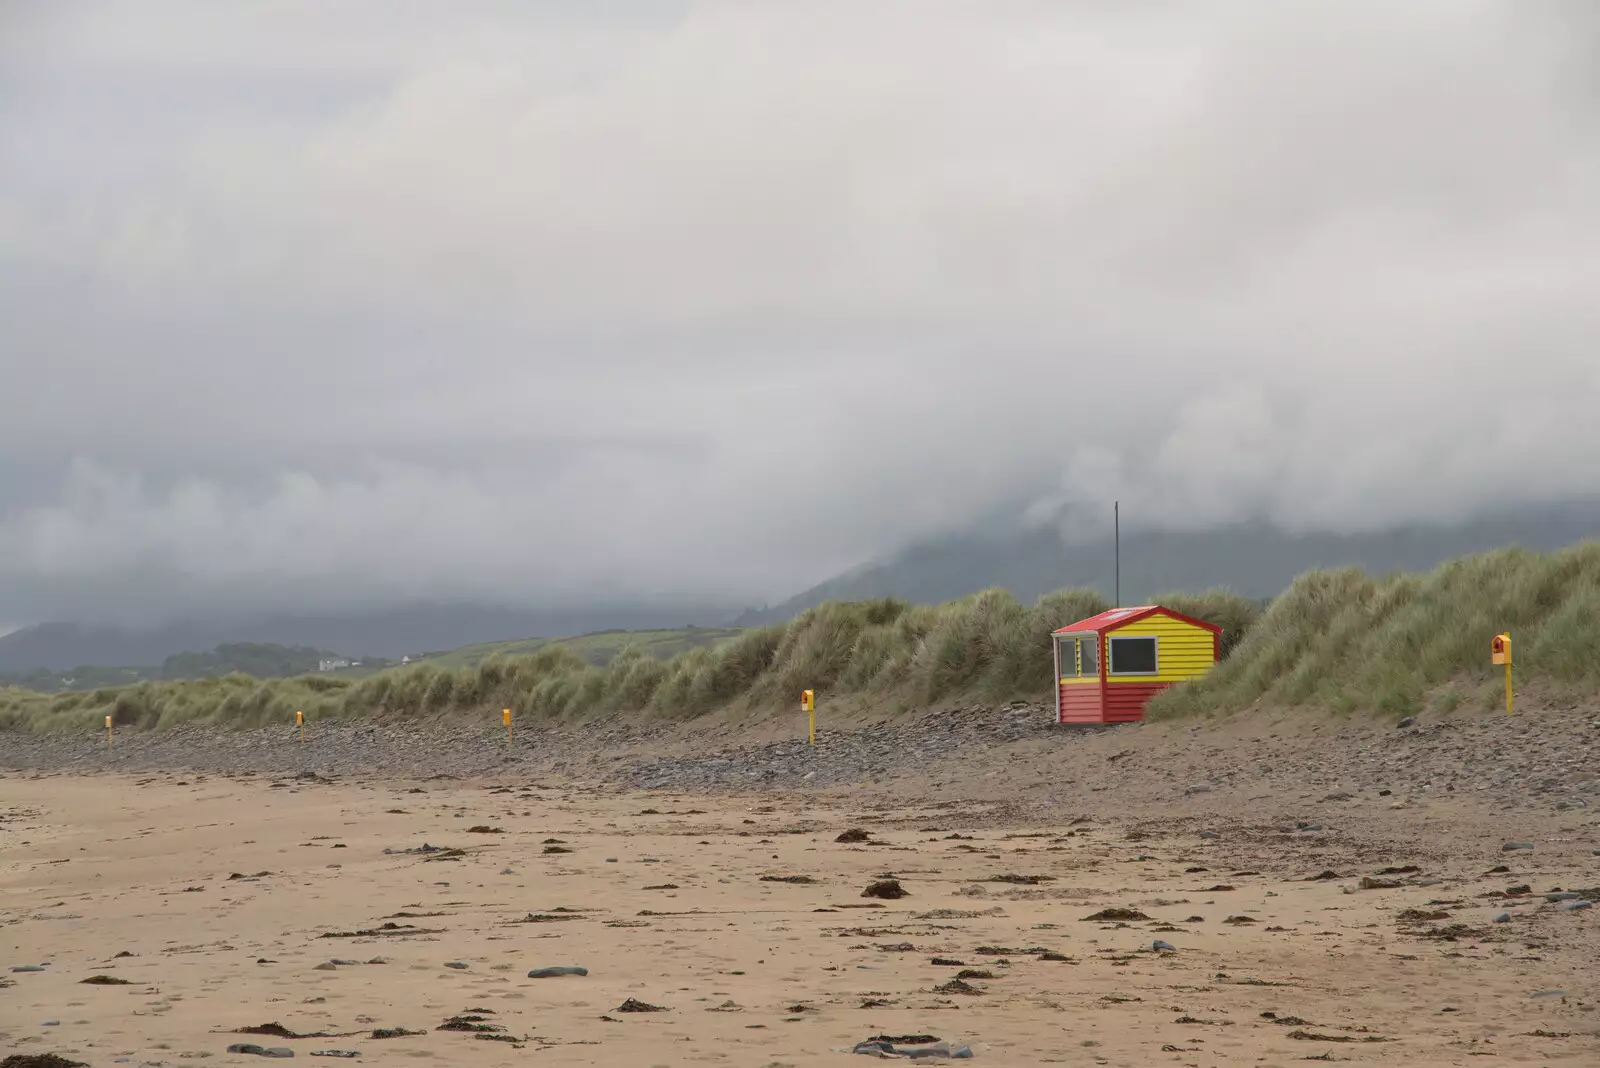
1052 605 1220 724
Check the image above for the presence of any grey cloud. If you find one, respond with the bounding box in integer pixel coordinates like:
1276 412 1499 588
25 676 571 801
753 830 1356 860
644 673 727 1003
2 0 1600 625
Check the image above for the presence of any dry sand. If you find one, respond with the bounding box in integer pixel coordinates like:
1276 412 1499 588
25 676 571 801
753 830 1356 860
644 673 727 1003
3 763 1598 1066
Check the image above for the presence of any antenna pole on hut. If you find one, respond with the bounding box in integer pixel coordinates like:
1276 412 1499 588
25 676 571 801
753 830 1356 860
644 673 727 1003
1114 500 1120 608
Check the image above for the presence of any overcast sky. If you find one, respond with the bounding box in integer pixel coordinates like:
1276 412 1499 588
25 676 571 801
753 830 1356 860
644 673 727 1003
3 0 1599 627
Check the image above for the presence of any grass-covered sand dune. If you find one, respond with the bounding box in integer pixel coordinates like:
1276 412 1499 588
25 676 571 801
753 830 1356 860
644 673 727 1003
1155 541 1600 719
5 542 1596 732
0 588 1244 731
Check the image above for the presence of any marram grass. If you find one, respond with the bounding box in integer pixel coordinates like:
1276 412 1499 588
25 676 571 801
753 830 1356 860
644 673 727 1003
5 543 1591 733
1 588 1126 731
1148 542 1600 720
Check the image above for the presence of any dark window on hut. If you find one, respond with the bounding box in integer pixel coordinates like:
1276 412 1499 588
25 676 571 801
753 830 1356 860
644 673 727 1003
1078 636 1098 677
1108 635 1157 675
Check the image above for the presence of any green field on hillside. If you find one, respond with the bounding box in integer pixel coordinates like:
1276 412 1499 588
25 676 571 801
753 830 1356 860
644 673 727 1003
400 626 744 672
3 542 1593 732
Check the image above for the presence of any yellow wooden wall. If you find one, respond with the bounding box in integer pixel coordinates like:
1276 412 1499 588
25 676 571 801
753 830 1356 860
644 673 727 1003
1105 613 1214 683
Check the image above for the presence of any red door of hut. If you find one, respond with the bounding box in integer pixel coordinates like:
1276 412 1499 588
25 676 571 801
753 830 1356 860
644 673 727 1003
1055 631 1105 723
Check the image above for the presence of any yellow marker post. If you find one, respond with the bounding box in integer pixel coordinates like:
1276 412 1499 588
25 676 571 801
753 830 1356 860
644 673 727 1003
106 714 113 751
503 708 513 746
1491 632 1513 713
296 709 305 745
801 689 815 745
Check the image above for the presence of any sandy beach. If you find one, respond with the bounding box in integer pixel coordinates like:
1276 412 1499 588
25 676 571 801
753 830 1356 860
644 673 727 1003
3 756 1598 1066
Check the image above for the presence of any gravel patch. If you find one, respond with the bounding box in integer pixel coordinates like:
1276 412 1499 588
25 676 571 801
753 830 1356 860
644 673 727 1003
3 703 1598 818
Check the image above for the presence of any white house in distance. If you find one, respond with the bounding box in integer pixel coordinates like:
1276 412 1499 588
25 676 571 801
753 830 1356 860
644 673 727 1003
318 658 351 672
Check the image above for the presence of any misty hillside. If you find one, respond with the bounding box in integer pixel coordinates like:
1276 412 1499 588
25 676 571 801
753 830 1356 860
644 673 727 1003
735 509 1600 625
0 631 743 694
0 603 735 674
0 643 356 693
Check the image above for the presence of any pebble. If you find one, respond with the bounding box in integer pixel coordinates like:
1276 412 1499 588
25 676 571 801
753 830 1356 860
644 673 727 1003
1556 900 1592 911
313 962 338 971
1184 784 1212 795
1397 717 1416 728
1152 940 1176 952
1197 830 1220 839
43 1019 60 1026
1529 989 1568 998
443 961 468 969
1501 843 1534 851
11 965 47 972
1493 912 1511 923
527 965 588 978
1545 892 1580 902
851 1039 973 1059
